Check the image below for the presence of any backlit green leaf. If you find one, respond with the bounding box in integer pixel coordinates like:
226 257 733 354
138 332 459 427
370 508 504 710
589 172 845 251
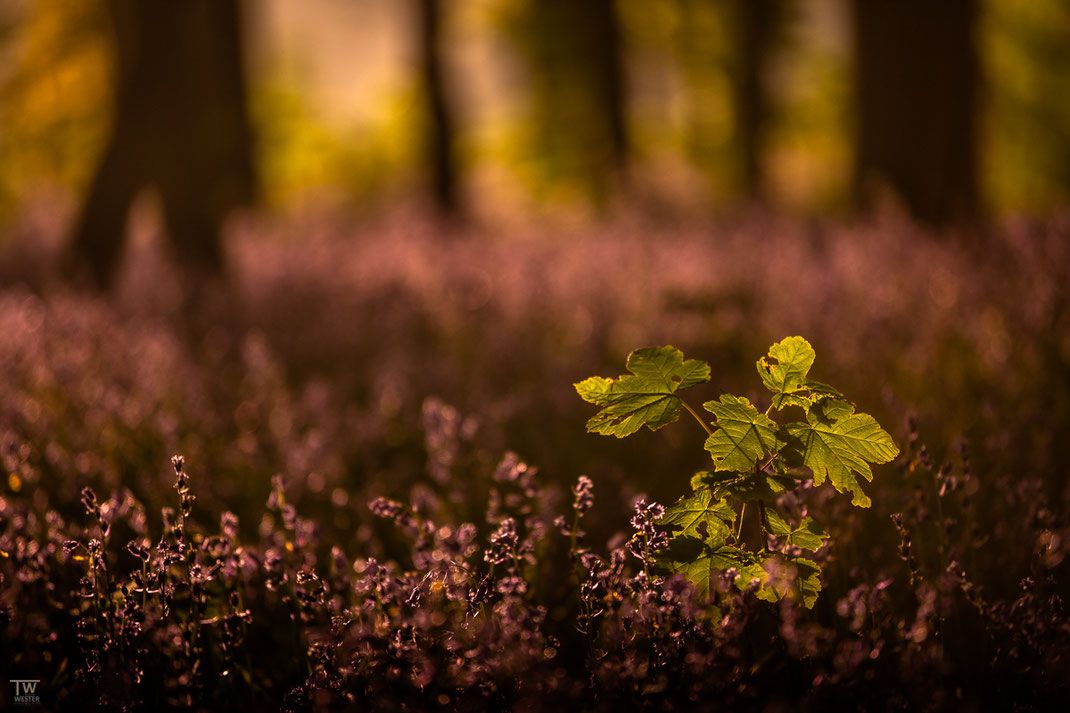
658 488 735 548
703 394 784 472
757 336 815 409
808 396 856 424
657 539 823 607
736 561 779 603
756 337 842 410
738 553 823 608
655 538 753 598
765 511 828 551
784 556 822 609
689 470 738 491
574 346 710 437
694 469 800 502
783 399 899 507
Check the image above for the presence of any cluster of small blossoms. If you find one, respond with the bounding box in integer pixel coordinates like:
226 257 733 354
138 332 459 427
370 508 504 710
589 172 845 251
172 456 195 518
0 211 1068 710
0 427 1068 711
484 517 518 567
890 511 920 585
573 475 594 515
554 474 594 538
626 498 669 568
367 496 404 520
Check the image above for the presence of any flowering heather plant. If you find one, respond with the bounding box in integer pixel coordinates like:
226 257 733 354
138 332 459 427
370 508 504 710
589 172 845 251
0 214 1068 709
1 417 1068 710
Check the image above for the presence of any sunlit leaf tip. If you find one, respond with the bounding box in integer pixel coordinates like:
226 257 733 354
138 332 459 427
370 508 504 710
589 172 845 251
757 336 842 410
573 346 710 438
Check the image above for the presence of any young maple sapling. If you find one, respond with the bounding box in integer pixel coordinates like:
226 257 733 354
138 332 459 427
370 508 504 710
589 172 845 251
575 337 899 607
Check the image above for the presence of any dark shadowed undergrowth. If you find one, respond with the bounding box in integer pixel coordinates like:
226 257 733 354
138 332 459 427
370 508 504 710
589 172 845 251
0 213 1068 710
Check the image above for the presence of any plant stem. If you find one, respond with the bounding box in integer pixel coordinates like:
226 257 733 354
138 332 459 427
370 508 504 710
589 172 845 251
758 452 778 473
736 503 747 542
757 500 772 551
642 531 651 580
569 510 580 562
564 510 598 671
681 399 713 436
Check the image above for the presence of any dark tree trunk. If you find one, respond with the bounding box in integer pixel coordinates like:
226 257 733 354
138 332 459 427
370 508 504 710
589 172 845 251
735 0 778 200
416 0 459 219
589 0 629 173
851 0 979 225
525 0 628 205
66 0 255 289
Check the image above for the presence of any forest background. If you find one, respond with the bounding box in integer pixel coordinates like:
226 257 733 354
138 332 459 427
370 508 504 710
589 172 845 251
0 2 1068 709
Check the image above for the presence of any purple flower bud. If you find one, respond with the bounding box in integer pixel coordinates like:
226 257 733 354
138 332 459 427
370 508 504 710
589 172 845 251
368 497 404 519
126 541 150 562
221 511 239 540
572 475 594 515
80 487 98 514
580 552 602 572
484 517 518 565
281 504 298 531
496 576 528 596
493 452 525 483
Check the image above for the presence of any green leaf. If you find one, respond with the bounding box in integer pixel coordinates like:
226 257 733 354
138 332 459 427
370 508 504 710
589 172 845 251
658 489 735 548
736 560 779 603
655 538 753 598
727 473 796 501
808 397 855 425
574 346 710 437
782 556 822 609
690 470 738 491
703 395 785 472
656 540 823 607
757 337 815 409
756 337 842 410
783 399 900 507
692 469 799 502
654 537 715 597
736 553 823 608
765 511 828 551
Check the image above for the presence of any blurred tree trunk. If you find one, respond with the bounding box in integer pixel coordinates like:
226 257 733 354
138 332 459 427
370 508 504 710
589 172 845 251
589 0 629 174
674 0 779 204
734 0 779 201
415 0 459 220
522 0 628 207
851 0 979 225
65 0 255 289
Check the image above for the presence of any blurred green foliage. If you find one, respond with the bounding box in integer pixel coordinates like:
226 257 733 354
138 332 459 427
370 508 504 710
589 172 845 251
0 0 1067 226
981 0 1070 213
0 0 111 224
251 75 418 209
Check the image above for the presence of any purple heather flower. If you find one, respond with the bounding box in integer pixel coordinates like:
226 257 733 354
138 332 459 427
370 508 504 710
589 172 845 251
369 497 404 519
572 475 594 515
